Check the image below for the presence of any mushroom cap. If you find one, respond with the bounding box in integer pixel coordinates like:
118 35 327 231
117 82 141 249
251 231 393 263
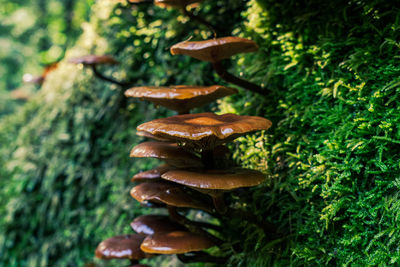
140 231 214 254
130 181 212 211
132 164 174 182
125 85 237 113
154 0 203 8
68 55 119 65
162 168 265 190
136 112 272 149
170 37 259 62
130 141 203 168
95 234 148 260
137 130 171 142
131 215 185 235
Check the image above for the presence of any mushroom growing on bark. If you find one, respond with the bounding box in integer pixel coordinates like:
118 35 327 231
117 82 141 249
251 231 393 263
69 55 129 86
171 37 265 95
136 112 272 168
95 234 151 265
161 168 265 213
125 85 237 114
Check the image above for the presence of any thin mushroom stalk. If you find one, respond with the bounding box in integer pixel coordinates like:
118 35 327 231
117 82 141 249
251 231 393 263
91 65 131 87
177 251 228 264
212 61 265 95
181 7 218 38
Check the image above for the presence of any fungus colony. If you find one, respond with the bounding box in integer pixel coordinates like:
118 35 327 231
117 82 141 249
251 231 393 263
68 1 272 265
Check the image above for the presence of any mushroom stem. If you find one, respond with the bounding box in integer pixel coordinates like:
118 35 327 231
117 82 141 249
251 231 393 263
177 251 227 264
91 65 130 87
201 149 214 169
228 207 278 237
167 206 223 245
182 7 218 38
130 259 139 265
212 193 227 214
212 61 265 95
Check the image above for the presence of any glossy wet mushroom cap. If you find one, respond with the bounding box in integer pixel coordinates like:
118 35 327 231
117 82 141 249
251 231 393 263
130 141 203 168
161 168 265 190
132 164 174 182
68 55 119 65
95 234 148 260
154 0 203 8
131 215 185 235
170 37 259 62
137 112 272 149
137 130 171 142
125 85 237 114
140 231 214 254
130 181 212 211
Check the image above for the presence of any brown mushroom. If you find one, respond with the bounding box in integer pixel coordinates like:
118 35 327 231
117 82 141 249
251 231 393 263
154 0 202 8
170 37 264 95
140 230 214 254
95 234 150 262
22 62 59 85
161 168 265 213
136 113 272 151
130 141 203 168
125 85 237 114
69 55 128 86
130 181 212 212
137 130 171 142
131 215 186 235
132 164 175 183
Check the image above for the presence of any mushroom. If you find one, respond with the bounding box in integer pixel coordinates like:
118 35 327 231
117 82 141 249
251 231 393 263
140 231 225 263
130 141 203 168
124 85 237 114
170 37 264 95
95 234 150 264
154 0 218 36
22 62 59 85
140 230 214 254
131 164 174 183
68 55 129 86
130 215 186 235
136 130 171 142
136 112 272 167
130 181 212 212
161 168 265 213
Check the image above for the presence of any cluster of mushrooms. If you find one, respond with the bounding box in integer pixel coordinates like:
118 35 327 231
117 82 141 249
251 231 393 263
69 1 273 266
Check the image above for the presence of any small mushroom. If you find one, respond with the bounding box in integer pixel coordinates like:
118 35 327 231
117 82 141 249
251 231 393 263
161 168 265 213
136 112 272 152
140 230 214 254
130 141 203 168
22 62 59 85
170 37 264 95
125 85 237 114
130 181 212 212
132 164 174 183
95 234 150 263
131 215 186 235
69 55 128 86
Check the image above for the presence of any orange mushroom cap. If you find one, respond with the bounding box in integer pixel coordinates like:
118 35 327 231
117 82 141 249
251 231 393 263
68 55 119 65
170 37 259 62
132 164 174 182
95 234 149 260
136 112 272 149
130 181 212 211
131 215 185 235
154 0 203 8
130 141 203 168
125 85 237 113
161 168 265 190
140 231 214 254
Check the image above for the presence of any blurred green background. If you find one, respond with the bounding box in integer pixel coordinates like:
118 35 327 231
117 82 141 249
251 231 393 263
2 0 400 266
